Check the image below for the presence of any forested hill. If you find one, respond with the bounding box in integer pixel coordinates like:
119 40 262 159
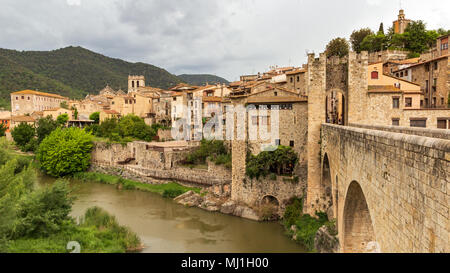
0 46 184 109
178 74 230 86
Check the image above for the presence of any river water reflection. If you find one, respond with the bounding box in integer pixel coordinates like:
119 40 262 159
38 175 305 253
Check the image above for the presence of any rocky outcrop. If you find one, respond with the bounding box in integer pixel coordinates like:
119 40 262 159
174 191 204 207
314 225 340 253
175 193 260 221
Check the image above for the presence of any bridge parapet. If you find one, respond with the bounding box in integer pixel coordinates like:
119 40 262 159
348 123 450 140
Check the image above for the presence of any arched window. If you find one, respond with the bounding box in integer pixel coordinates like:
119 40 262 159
371 71 379 79
132 81 135 88
137 81 140 88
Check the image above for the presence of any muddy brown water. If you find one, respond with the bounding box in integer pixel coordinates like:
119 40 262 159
37 175 306 253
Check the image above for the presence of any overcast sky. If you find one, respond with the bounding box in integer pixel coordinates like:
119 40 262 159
0 0 448 81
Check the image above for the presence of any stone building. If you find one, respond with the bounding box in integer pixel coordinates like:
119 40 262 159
99 109 121 122
392 9 411 34
42 107 74 121
128 75 145 93
10 90 67 116
392 55 449 108
10 115 36 129
285 68 307 95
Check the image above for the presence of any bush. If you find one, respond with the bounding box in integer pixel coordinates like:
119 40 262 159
184 139 229 166
23 138 38 152
0 123 7 137
89 112 100 124
36 116 58 143
37 127 93 177
246 146 298 179
56 114 69 126
162 189 185 199
11 123 35 150
95 115 158 142
283 197 303 228
13 180 74 238
294 214 328 251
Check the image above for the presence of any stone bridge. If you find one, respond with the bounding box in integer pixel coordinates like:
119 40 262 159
310 123 449 253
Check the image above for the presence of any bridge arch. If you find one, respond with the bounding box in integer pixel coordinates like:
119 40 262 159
342 181 377 253
261 195 280 206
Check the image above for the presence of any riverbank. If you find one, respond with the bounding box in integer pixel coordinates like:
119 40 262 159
73 172 202 197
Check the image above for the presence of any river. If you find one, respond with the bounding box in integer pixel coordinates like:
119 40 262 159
37 175 305 253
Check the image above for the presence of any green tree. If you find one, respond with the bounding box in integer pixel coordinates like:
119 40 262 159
117 115 156 141
378 23 385 35
360 33 388 52
71 106 78 120
36 116 58 143
403 20 434 54
11 123 35 150
37 127 93 177
60 101 69 109
0 123 6 137
56 114 69 126
325 37 350 58
350 28 374 52
89 112 100 124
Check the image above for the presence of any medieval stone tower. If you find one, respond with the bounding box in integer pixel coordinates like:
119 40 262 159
305 51 368 215
128 75 145 93
393 9 411 34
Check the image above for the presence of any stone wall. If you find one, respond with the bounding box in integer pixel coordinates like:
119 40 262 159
90 141 231 191
236 175 306 211
321 123 449 253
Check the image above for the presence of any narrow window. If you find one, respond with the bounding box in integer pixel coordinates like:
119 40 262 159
392 97 400 109
290 141 295 147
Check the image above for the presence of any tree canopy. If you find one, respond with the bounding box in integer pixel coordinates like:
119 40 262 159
37 127 93 177
325 38 350 58
350 28 374 53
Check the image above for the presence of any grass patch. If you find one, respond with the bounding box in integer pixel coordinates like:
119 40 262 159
73 172 201 197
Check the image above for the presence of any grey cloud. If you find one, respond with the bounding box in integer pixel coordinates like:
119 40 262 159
0 0 448 81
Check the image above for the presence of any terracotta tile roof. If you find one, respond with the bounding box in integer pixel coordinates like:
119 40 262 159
11 90 66 99
202 96 223 103
392 54 449 72
229 81 242 87
12 115 35 122
247 96 307 104
286 69 306 75
368 85 402 93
